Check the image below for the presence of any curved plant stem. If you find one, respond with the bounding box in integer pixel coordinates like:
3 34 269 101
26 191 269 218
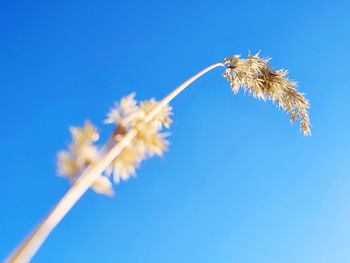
6 62 224 263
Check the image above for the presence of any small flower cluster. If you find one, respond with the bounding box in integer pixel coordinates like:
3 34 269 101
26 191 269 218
57 94 172 195
104 93 172 182
223 53 311 135
57 121 114 196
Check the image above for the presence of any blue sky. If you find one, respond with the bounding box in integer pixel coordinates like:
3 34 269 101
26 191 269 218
1 0 350 262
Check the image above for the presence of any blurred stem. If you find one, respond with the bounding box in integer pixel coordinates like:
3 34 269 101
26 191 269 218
6 62 224 263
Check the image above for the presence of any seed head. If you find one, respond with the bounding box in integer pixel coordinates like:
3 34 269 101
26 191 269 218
58 94 172 195
223 53 311 135
105 94 172 183
57 121 114 196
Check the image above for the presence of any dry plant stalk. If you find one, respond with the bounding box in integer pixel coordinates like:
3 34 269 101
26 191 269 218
6 53 311 263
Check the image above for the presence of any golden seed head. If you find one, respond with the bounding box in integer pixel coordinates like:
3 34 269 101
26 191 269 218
57 121 114 196
58 94 172 195
223 53 311 135
105 93 173 183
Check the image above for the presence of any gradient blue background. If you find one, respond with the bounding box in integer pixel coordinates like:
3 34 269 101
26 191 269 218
1 0 350 262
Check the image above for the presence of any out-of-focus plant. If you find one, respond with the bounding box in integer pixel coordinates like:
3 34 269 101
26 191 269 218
6 53 311 263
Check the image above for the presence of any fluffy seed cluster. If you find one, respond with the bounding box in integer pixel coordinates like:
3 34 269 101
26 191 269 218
104 93 172 183
223 53 311 135
57 94 172 195
57 121 114 196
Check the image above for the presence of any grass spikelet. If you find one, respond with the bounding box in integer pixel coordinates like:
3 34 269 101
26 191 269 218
57 121 114 196
104 94 172 183
223 53 311 135
58 94 172 189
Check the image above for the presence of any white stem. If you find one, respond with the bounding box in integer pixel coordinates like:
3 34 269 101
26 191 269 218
6 62 224 263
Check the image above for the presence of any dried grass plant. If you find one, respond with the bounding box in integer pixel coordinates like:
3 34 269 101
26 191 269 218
6 53 311 262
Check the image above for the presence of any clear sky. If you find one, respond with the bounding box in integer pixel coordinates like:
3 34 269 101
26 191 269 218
1 0 350 262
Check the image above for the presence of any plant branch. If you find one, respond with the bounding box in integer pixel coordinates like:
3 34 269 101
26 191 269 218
6 61 224 263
